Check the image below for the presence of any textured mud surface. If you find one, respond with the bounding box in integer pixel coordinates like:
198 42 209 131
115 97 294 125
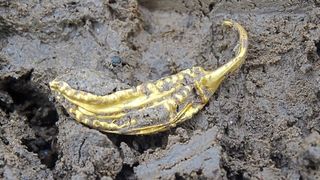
0 0 319 179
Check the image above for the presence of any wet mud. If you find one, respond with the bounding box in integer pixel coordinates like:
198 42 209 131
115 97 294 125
0 0 319 179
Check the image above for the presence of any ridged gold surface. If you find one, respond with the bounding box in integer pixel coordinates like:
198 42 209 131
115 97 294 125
50 20 248 135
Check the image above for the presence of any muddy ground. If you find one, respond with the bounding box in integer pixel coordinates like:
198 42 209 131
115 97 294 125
0 0 319 179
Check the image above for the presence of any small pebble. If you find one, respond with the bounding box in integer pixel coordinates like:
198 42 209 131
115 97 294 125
111 56 122 66
176 127 189 142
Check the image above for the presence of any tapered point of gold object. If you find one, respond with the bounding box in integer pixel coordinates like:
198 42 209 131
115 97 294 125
200 20 248 91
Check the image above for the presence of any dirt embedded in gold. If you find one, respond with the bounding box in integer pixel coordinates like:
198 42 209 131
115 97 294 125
49 20 248 135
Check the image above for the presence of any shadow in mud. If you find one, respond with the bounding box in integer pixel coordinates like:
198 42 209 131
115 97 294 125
0 70 58 169
115 164 137 180
108 132 169 154
108 132 169 180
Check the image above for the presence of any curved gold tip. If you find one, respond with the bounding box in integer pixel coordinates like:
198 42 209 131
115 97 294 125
222 19 233 27
200 20 248 91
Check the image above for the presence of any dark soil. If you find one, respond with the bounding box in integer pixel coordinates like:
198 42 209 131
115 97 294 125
0 0 319 179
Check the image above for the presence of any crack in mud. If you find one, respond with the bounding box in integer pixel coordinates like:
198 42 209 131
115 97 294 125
78 137 87 165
